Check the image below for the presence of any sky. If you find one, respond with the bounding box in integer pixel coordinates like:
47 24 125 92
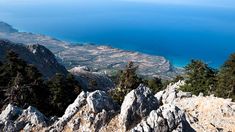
122 0 235 8
0 0 235 8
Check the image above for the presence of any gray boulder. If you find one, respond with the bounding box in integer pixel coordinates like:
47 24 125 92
16 106 48 128
120 84 159 130
132 104 186 132
87 90 118 113
0 104 22 121
155 80 191 105
0 104 49 131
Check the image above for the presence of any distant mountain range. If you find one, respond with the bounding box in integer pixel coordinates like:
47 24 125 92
0 21 183 79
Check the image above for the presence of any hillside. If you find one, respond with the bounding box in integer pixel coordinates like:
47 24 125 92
0 39 68 79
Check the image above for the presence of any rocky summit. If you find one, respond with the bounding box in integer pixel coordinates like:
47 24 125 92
1 81 234 132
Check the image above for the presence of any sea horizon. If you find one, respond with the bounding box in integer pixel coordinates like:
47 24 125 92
1 0 235 68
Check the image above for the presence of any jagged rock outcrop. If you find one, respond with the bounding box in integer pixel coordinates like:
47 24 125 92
132 104 185 132
0 104 48 132
0 40 68 79
120 85 159 130
1 82 234 132
49 90 118 132
155 80 191 104
156 80 235 132
87 90 118 113
69 66 114 92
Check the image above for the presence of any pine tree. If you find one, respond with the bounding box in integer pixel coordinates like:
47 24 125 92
47 73 80 116
216 53 235 101
145 77 164 94
111 61 142 105
180 60 216 95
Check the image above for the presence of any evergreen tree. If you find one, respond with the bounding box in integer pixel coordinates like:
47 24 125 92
145 77 164 94
47 73 80 116
111 61 142 105
216 53 235 101
0 51 49 113
180 60 216 95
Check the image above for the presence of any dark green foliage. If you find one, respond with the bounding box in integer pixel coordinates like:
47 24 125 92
144 77 164 94
180 60 216 96
47 73 81 116
0 51 82 116
172 75 184 83
216 54 235 101
110 62 142 105
0 51 48 112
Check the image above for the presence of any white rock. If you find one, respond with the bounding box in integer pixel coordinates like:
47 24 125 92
120 84 159 130
87 90 117 113
0 104 22 121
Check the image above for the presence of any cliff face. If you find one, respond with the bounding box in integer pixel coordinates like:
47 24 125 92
0 21 183 79
1 81 234 132
0 40 68 79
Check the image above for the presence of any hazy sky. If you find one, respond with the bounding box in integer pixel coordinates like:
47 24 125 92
0 0 235 8
122 0 235 8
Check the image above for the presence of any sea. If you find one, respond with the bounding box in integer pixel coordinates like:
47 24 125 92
0 0 235 68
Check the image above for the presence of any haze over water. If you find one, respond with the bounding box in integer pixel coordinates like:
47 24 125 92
1 0 235 67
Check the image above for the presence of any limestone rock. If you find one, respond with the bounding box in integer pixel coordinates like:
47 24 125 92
50 91 87 131
87 90 118 113
132 104 187 132
0 104 22 121
120 84 159 130
155 80 191 104
0 104 48 131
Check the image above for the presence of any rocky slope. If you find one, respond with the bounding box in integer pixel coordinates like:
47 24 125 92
69 66 115 92
1 81 234 132
0 21 182 79
0 39 68 79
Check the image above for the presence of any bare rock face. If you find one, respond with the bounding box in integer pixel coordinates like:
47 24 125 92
87 90 118 113
120 84 159 130
69 66 115 92
1 82 234 132
174 95 235 132
0 104 22 121
50 90 118 132
155 80 191 104
0 104 48 132
156 80 235 132
132 104 186 132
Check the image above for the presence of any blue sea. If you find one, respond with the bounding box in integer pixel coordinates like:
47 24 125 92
1 0 235 67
